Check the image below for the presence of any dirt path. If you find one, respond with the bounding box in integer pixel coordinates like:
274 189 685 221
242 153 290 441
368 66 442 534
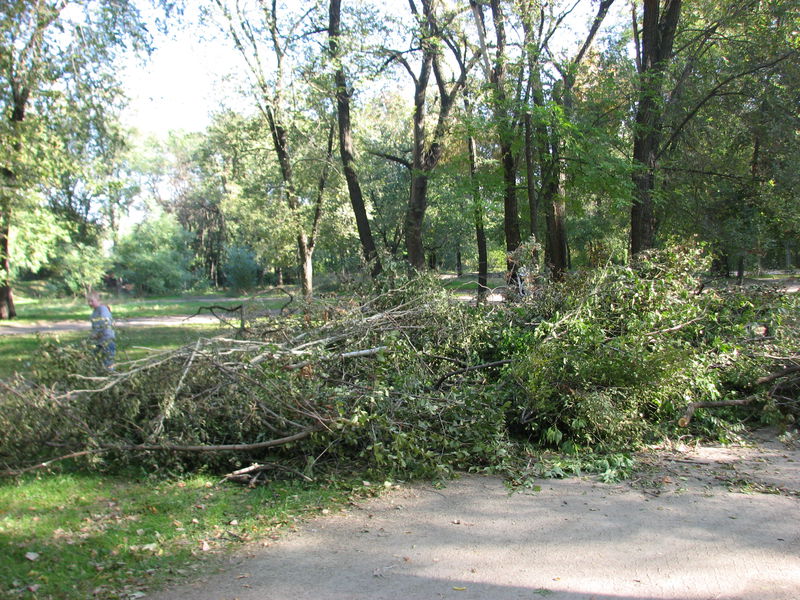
149 430 800 600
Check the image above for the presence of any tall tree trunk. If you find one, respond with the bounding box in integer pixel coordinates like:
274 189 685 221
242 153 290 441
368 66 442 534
541 148 568 280
0 195 16 319
0 91 28 319
482 0 522 279
402 0 469 270
630 0 682 255
328 0 382 277
524 113 539 241
298 233 313 299
500 141 521 268
474 205 488 301
405 173 430 270
466 101 488 302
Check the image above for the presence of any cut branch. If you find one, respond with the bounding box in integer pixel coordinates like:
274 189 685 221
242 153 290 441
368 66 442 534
106 428 319 453
678 396 759 427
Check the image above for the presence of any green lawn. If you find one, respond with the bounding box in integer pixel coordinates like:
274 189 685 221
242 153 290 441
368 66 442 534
10 293 287 323
0 291 293 379
0 472 370 599
0 325 230 379
0 289 379 598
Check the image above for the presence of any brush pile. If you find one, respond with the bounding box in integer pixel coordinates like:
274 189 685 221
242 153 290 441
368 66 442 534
1 246 798 481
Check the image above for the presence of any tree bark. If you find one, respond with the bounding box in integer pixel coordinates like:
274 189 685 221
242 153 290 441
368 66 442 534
524 113 539 241
402 0 469 270
328 0 382 277
478 0 522 280
0 194 16 319
466 104 488 302
0 95 27 319
405 172 430 270
630 0 682 256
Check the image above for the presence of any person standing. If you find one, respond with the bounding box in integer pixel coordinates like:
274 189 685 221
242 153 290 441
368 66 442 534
87 291 115 368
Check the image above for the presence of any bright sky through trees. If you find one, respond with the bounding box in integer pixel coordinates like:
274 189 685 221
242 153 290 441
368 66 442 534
120 4 245 135
119 1 623 137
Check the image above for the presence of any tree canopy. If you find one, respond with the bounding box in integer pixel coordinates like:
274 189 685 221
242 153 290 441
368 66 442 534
2 0 798 305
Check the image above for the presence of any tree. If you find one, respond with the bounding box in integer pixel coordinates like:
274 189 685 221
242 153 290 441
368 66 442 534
211 0 336 299
383 0 475 270
629 0 797 256
470 0 522 280
113 213 194 294
328 0 382 277
0 0 148 317
629 0 681 255
470 0 616 279
644 0 799 269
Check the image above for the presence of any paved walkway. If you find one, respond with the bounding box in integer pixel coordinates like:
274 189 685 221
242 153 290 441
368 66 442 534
149 431 800 600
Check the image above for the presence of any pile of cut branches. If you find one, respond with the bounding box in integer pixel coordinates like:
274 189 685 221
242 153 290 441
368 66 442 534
1 247 798 481
0 280 511 480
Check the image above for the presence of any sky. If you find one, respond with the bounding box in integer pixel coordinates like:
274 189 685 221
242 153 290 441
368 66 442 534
119 1 627 138
120 6 245 136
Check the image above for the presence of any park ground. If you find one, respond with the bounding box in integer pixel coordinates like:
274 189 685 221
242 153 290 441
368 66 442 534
147 428 800 600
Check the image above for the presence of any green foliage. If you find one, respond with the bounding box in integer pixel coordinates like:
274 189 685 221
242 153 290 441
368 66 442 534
112 214 194 294
222 245 260 292
502 245 794 450
52 242 111 295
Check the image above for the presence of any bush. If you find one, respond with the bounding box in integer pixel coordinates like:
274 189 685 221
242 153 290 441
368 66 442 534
112 215 193 294
501 245 794 450
222 246 259 293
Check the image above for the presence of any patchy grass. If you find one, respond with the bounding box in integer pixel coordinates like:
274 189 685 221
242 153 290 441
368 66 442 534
0 291 295 379
10 294 287 324
439 274 506 292
0 472 369 599
0 325 227 379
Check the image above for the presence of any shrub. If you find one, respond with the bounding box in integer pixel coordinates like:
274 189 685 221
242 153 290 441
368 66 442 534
502 245 793 450
112 215 193 294
222 245 259 293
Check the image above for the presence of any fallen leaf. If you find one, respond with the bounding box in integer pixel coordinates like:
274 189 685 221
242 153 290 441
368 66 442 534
24 552 39 561
453 586 467 591
200 540 211 552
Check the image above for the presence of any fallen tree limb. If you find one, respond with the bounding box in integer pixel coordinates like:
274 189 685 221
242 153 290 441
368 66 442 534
223 462 312 485
678 396 759 427
102 428 318 453
756 365 800 386
1 449 106 477
1 430 321 477
189 304 244 329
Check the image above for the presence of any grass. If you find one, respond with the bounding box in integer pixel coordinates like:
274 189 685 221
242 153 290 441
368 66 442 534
0 290 294 379
0 289 382 598
10 293 287 323
0 325 227 379
0 471 371 599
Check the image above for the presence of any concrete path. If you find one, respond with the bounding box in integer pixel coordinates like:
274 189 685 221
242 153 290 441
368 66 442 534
148 432 800 600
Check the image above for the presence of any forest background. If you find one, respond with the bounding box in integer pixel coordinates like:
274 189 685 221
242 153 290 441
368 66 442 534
1 0 797 314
